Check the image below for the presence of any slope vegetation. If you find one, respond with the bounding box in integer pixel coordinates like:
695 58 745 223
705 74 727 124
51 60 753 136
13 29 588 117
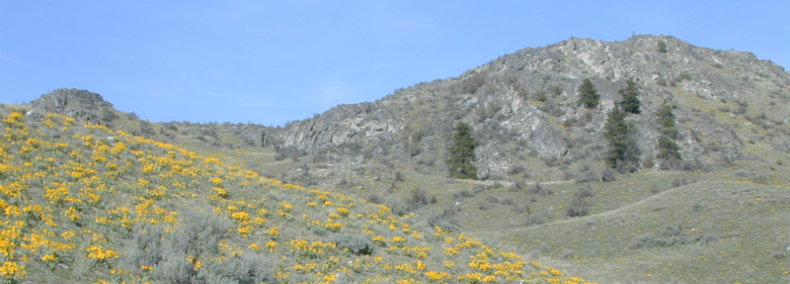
0 105 594 283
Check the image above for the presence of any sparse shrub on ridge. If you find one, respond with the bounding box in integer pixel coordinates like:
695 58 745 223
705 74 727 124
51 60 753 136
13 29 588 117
461 72 486 94
657 40 668 53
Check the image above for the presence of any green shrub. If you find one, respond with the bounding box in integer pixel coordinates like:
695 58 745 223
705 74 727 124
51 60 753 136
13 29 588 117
657 40 668 53
567 186 593 217
528 182 553 196
331 234 375 255
406 188 436 209
601 168 617 182
462 72 486 94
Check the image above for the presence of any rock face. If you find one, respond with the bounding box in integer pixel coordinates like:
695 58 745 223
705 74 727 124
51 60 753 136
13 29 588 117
281 103 403 150
29 88 116 123
275 35 790 179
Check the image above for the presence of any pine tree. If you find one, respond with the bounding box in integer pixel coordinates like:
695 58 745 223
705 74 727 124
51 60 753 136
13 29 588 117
618 78 641 114
578 79 600 109
656 101 678 139
447 122 478 179
604 105 640 173
655 101 682 167
658 136 681 161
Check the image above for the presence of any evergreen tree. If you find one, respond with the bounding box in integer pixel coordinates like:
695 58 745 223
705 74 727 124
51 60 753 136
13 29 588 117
578 79 600 109
655 101 682 167
618 78 641 114
604 105 640 173
447 122 478 179
656 101 678 139
658 136 681 161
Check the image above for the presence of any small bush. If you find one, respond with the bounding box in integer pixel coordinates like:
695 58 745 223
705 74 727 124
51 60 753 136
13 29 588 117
511 179 526 191
386 199 408 216
198 251 275 284
533 90 548 102
406 188 436 210
507 164 526 176
671 178 689 187
657 40 668 53
366 194 383 204
511 203 530 214
575 185 594 198
574 164 598 183
752 175 769 185
528 182 553 196
601 168 616 182
567 186 593 217
550 85 563 97
462 72 486 94
524 213 546 226
538 101 563 116
676 72 692 81
332 234 375 255
453 189 473 199
629 224 716 250
427 207 460 232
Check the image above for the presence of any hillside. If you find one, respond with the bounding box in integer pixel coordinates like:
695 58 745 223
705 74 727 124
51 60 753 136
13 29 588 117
0 104 591 283
275 35 789 183
500 178 790 283
4 34 790 284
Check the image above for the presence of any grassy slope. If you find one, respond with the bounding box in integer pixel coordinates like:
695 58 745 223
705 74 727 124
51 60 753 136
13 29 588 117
478 174 790 283
297 156 790 283
0 105 592 284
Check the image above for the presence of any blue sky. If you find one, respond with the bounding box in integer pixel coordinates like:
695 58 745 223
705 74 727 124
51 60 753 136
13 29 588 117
2 1 788 125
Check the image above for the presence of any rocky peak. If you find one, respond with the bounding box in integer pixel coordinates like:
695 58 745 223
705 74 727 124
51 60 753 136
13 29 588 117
29 88 116 123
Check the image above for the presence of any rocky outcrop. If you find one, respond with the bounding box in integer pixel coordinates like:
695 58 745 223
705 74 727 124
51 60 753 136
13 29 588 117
29 88 116 123
281 103 403 150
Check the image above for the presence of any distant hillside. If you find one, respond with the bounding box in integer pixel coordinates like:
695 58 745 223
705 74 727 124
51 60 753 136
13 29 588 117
0 104 590 283
276 35 790 181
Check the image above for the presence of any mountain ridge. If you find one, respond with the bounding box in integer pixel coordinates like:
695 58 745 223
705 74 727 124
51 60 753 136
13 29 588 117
275 35 789 181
